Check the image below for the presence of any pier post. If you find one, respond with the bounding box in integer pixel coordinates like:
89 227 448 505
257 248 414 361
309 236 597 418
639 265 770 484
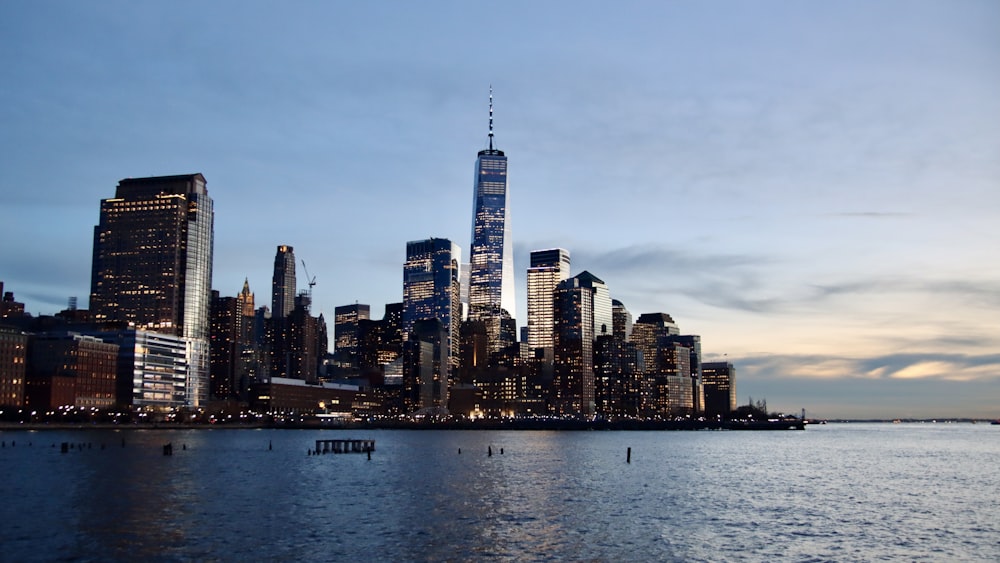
627 447 631 463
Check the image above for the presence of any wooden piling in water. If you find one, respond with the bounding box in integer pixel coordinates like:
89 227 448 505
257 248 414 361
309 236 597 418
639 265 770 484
627 447 631 463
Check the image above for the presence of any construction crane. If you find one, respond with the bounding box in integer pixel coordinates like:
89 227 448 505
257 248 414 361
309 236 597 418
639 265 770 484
301 259 317 310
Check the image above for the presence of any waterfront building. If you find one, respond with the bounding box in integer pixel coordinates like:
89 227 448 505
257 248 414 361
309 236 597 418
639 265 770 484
402 238 461 394
702 361 737 418
98 329 190 409
26 332 118 410
467 89 514 353
249 376 357 416
526 248 571 351
552 271 611 416
0 326 27 408
663 334 704 414
89 174 213 407
593 335 643 418
649 341 694 416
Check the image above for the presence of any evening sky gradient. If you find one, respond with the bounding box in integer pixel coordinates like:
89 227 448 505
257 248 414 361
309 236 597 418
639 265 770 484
2 1 998 418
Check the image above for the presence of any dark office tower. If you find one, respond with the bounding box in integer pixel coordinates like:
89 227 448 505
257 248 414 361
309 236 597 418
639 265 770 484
271 245 296 319
357 302 403 376
594 335 643 418
403 318 449 412
90 174 214 406
702 361 737 418
552 271 610 416
209 280 256 400
286 292 323 383
209 290 240 399
334 304 370 370
611 299 633 342
468 89 514 353
270 245 296 379
526 248 571 350
403 238 461 387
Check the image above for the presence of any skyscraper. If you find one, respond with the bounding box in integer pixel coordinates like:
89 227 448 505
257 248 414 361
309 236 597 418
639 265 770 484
270 245 296 378
468 88 514 352
333 303 371 373
271 245 296 320
702 361 737 418
402 238 461 398
526 248 571 350
552 271 611 416
90 173 214 406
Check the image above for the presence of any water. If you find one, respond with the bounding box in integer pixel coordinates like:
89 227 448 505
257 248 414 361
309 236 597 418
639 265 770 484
1 424 998 562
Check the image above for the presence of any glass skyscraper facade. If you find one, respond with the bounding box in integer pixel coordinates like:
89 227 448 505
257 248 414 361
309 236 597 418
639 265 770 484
552 271 611 416
271 245 296 320
90 173 214 406
526 248 571 350
402 238 461 378
468 91 514 352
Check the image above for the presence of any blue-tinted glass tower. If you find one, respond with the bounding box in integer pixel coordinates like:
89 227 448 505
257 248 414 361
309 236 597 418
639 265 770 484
403 238 461 391
468 88 514 352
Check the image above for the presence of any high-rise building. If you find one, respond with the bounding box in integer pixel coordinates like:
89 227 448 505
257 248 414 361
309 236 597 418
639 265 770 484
611 299 633 342
467 89 514 352
526 248 571 350
334 304 370 370
209 280 257 400
552 271 610 416
270 245 297 379
271 245 296 320
402 238 461 398
89 174 214 406
631 313 680 373
702 361 737 418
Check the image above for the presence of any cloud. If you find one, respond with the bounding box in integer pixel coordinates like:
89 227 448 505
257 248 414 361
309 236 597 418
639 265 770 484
733 351 1000 383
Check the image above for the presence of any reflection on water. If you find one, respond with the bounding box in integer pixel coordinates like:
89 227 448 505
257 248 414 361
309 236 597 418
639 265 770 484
1 425 999 562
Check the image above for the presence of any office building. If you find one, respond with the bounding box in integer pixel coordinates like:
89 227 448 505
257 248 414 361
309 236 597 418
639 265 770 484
467 89 514 352
526 248 571 350
612 299 633 342
702 361 737 418
26 332 118 410
334 303 370 371
402 238 461 401
89 174 213 406
552 271 610 416
271 245 296 320
0 326 27 408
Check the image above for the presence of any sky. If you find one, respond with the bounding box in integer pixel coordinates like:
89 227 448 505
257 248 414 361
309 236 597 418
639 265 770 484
2 0 998 419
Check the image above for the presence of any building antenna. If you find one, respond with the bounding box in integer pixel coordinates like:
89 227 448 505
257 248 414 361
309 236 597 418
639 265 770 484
488 84 494 151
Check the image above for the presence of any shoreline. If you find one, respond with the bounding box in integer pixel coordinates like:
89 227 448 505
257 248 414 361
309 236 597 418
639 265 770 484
1 419 806 431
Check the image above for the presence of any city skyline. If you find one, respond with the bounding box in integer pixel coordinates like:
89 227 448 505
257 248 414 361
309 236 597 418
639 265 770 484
1 2 998 419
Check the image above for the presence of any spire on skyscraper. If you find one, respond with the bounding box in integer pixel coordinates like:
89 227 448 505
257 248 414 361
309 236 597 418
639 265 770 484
488 85 494 151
